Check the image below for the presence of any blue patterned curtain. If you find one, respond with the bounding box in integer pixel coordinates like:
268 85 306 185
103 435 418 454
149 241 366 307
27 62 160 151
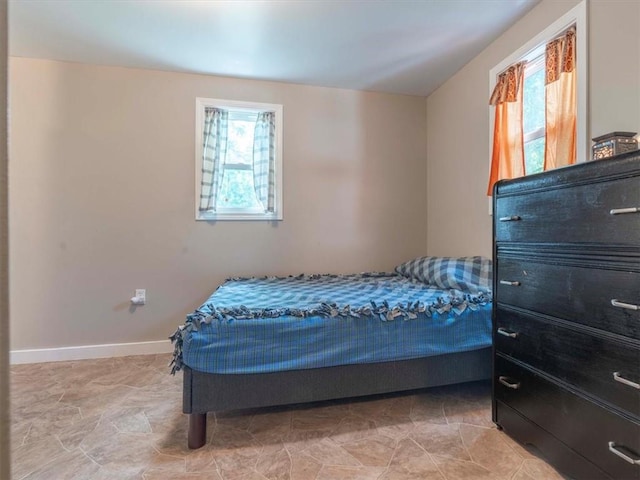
199 108 228 212
252 112 276 213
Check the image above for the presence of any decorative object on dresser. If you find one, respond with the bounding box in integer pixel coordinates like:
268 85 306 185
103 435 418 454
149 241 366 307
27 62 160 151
492 149 640 479
592 131 638 160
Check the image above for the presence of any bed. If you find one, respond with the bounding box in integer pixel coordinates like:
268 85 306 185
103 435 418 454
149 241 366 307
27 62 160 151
170 256 493 449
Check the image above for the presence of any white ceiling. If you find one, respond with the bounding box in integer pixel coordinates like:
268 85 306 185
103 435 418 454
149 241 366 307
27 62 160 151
9 0 540 97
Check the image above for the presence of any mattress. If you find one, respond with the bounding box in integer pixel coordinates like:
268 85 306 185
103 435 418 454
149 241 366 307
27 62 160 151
171 273 492 375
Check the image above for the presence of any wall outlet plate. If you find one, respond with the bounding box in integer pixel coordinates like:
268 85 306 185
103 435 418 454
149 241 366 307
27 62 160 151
135 289 146 304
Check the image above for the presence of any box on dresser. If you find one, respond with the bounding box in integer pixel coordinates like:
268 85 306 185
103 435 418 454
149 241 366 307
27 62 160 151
492 150 640 480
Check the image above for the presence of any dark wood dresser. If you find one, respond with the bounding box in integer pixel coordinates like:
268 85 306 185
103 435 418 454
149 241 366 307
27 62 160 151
492 150 640 479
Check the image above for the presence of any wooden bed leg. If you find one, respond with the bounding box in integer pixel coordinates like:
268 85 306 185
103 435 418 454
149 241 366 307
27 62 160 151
188 413 207 449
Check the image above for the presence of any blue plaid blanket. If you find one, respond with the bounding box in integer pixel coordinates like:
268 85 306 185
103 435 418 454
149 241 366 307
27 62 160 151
170 273 492 375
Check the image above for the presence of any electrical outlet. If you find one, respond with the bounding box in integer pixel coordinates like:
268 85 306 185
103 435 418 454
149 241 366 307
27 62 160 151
135 289 146 304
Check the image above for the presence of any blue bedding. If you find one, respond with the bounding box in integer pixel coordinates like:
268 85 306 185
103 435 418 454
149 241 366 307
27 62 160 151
170 273 492 375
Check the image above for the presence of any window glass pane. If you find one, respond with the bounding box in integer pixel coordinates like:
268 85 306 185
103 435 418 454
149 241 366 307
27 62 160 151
524 137 545 175
218 113 261 209
218 169 261 208
226 118 255 166
523 66 545 135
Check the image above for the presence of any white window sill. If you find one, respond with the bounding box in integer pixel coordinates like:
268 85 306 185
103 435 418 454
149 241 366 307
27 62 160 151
196 210 282 222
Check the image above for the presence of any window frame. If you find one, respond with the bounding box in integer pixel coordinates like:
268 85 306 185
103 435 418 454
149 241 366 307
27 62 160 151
195 97 283 221
487 0 587 209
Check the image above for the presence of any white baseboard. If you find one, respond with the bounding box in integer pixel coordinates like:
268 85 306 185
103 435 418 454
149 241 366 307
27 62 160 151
10 340 174 365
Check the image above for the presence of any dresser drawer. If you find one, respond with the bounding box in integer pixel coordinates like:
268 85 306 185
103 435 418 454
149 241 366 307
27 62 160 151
495 355 640 479
495 308 640 417
496 258 640 339
495 402 610 479
495 175 640 245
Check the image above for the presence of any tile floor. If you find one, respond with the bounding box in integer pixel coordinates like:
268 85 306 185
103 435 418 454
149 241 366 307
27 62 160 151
10 354 566 480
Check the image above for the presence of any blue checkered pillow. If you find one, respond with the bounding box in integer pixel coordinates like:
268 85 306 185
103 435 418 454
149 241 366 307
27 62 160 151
395 256 492 293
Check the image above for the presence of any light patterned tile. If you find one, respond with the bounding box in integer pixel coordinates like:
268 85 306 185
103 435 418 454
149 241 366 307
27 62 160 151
341 434 396 467
11 390 65 424
153 418 192 457
521 458 566 480
291 405 346 432
304 438 361 466
384 394 415 415
443 397 492 427
282 426 327 454
12 437 67 479
431 454 496 480
78 418 121 452
459 424 522 478
10 355 564 480
215 449 263 480
450 381 492 403
410 423 470 461
145 400 185 436
61 383 136 418
107 406 153 433
185 448 216 472
330 415 378 444
22 448 100 480
209 425 262 457
145 452 186 472
58 362 118 388
11 419 32 447
348 396 396 418
144 472 223 480
55 412 101 451
23 402 83 444
248 410 292 444
373 413 415 440
290 452 323 480
236 472 270 480
215 410 255 430
84 431 160 468
383 437 445 479
315 465 386 480
89 465 148 479
410 395 447 425
255 444 292 480
510 468 536 480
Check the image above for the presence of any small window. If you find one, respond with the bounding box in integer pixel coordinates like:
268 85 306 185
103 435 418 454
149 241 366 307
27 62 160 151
487 0 586 198
195 98 283 221
522 50 545 175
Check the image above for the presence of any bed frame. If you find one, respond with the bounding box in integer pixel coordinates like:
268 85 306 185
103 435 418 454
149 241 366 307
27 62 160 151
183 346 492 448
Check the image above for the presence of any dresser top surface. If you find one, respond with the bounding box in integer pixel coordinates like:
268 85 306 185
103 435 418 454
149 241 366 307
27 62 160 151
494 150 640 197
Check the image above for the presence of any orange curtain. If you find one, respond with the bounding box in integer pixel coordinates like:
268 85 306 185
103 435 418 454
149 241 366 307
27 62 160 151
487 62 525 195
544 27 576 170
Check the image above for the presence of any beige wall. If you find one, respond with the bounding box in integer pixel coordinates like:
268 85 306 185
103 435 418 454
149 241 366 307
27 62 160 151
9 58 428 350
589 0 640 138
426 0 640 257
1 0 9 475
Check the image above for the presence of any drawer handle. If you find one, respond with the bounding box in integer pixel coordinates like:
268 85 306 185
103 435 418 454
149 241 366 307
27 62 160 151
609 207 640 215
500 280 521 286
497 328 518 339
499 215 521 222
608 442 640 465
613 372 640 390
498 376 521 390
611 299 639 311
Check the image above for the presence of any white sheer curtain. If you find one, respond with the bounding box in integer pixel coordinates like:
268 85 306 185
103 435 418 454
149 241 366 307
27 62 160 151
252 111 276 212
198 108 228 212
